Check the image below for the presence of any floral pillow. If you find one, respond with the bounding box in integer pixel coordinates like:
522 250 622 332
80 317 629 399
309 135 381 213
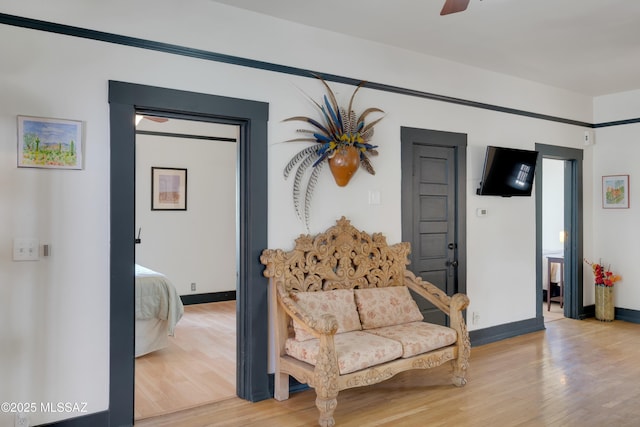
354 286 424 329
291 289 362 341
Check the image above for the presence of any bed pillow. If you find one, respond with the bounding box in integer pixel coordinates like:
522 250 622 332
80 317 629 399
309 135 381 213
291 289 362 341
355 286 424 329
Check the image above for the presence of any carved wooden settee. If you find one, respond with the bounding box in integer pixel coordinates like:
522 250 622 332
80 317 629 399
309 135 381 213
260 217 470 427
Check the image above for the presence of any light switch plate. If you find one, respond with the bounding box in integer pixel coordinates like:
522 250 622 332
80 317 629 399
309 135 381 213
368 190 381 205
13 238 40 261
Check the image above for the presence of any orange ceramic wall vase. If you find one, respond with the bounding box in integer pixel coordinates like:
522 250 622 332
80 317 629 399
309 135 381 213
329 146 360 186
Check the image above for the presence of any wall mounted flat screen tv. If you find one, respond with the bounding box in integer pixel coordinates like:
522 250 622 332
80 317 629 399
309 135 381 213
476 146 539 197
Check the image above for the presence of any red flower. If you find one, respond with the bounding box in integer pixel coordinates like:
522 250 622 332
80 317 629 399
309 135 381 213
584 259 621 287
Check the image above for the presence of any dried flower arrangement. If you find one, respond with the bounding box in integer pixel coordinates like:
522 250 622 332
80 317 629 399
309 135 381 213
584 259 621 287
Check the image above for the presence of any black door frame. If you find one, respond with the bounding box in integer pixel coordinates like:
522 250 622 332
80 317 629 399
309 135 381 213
535 143 584 320
109 81 270 426
400 127 468 297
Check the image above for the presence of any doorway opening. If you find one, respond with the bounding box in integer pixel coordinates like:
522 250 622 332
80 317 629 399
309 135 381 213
109 81 270 426
541 158 566 323
535 143 584 322
133 115 239 419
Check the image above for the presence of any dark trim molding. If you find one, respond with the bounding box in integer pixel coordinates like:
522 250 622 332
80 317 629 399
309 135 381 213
108 81 269 427
581 305 640 323
2 12 634 129
582 304 595 319
470 317 545 347
267 374 309 396
614 307 640 324
375 83 590 127
135 129 237 142
593 117 640 128
38 411 109 427
180 291 236 305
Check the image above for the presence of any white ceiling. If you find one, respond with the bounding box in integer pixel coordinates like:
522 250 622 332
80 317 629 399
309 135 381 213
212 0 640 97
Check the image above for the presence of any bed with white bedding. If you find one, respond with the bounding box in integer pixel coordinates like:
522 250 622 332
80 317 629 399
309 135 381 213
135 264 184 357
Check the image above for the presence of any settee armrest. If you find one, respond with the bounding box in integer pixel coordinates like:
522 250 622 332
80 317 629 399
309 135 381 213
404 269 469 320
405 270 452 313
404 269 470 383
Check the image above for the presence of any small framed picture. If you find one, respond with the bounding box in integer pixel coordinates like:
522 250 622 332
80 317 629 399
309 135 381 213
17 115 84 169
152 167 187 211
602 174 629 209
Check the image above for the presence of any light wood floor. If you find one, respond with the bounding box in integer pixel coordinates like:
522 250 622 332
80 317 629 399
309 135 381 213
544 301 564 322
136 316 640 427
135 301 236 420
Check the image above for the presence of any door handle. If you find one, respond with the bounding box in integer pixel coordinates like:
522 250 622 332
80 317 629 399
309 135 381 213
448 243 457 250
446 260 459 267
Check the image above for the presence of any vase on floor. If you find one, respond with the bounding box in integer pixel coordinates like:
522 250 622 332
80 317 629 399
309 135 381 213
595 284 614 321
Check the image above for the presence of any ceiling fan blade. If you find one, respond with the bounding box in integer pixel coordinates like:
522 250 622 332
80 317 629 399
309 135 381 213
440 0 470 15
144 116 169 123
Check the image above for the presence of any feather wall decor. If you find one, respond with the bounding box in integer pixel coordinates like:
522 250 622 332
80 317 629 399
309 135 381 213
283 75 384 230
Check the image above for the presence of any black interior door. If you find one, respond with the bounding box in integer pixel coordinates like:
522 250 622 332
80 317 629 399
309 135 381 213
401 127 467 326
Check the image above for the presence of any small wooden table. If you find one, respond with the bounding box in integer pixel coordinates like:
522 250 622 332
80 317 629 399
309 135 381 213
547 256 564 311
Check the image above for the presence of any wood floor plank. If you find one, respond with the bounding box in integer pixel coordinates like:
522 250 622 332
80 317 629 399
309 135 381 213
544 301 564 322
134 301 236 420
135 318 640 427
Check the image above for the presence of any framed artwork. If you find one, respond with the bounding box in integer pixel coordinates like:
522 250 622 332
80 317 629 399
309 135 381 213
602 174 629 209
152 167 187 211
17 115 83 169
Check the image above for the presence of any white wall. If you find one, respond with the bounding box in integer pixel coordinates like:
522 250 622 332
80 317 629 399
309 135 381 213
542 158 565 252
0 0 611 424
135 121 238 296
592 91 640 311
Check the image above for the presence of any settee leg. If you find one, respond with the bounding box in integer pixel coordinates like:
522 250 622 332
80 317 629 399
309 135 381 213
315 395 337 427
314 334 339 426
452 370 467 387
451 352 469 387
274 372 290 401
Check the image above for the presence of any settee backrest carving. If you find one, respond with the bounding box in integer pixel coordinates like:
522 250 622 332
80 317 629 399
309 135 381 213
262 217 410 292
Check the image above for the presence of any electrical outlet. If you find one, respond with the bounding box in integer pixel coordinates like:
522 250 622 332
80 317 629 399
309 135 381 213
472 312 480 325
191 282 196 292
15 412 29 427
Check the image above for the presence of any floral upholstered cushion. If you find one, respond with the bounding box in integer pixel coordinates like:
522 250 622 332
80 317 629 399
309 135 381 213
365 321 457 358
354 286 424 329
291 289 362 341
285 331 403 375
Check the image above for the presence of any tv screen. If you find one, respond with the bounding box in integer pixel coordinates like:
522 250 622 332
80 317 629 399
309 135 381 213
476 146 539 197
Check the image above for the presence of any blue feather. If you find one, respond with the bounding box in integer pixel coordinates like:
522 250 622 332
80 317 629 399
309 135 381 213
313 133 332 143
355 142 378 151
307 117 330 135
324 95 341 131
312 150 330 167
317 143 331 155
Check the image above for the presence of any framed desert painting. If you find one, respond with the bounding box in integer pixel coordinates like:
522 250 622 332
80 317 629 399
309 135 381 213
602 174 629 209
151 167 187 210
17 115 83 169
